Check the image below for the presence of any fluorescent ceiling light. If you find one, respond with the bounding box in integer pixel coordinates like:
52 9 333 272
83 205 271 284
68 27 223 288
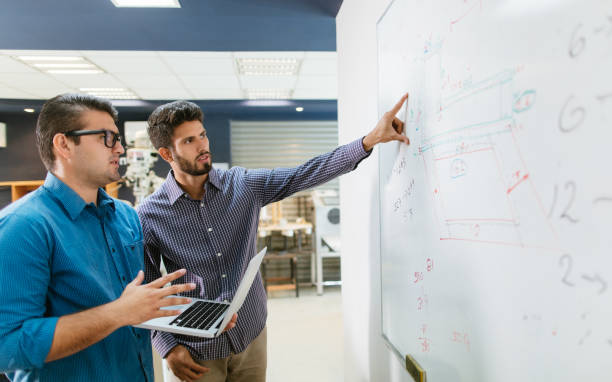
47 69 104 74
244 89 293 100
17 56 85 62
295 107 304 112
111 0 181 7
242 100 293 107
24 108 35 113
237 58 301 76
33 63 95 69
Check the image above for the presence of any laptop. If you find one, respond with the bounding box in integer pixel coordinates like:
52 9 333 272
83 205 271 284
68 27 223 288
134 247 267 338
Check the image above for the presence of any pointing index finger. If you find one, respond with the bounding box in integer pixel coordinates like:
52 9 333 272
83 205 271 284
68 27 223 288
390 93 409 116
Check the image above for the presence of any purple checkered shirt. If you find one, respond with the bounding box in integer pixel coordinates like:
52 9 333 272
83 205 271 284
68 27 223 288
136 138 370 360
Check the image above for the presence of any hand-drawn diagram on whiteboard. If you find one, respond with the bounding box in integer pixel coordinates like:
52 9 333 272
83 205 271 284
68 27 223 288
378 0 612 381
413 65 559 250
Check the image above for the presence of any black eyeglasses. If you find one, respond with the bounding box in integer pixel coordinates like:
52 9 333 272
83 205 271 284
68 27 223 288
65 129 123 148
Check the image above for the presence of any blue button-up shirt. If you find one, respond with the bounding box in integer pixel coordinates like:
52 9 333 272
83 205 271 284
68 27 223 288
0 173 153 382
137 138 370 360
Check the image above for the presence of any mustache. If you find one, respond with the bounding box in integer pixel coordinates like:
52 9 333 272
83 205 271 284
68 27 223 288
196 151 211 160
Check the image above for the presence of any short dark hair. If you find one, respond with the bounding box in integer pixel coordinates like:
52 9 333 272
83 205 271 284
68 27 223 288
147 100 203 149
36 93 118 170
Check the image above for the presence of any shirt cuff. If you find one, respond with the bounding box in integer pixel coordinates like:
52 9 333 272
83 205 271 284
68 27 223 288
22 316 59 369
151 330 179 359
345 137 372 170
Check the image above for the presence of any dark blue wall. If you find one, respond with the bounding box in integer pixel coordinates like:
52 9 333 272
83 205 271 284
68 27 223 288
0 100 337 206
0 0 341 51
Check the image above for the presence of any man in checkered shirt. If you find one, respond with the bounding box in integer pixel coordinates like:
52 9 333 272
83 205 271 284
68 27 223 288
137 94 409 382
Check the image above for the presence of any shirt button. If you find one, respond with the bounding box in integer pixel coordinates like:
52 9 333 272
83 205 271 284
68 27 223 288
221 274 226 278
217 252 222 257
208 228 213 232
111 248 116 253
223 300 228 303
200 202 204 207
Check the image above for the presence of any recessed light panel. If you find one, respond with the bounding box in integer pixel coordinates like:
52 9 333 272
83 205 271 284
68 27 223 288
237 58 301 76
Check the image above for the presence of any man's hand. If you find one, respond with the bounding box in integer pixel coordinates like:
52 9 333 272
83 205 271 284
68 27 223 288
111 269 196 326
222 313 238 333
362 93 410 151
166 345 210 382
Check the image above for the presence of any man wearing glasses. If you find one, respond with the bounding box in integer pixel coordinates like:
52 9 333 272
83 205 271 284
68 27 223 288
0 94 213 381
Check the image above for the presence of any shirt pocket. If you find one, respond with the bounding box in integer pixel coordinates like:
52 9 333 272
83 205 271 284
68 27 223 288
123 239 144 276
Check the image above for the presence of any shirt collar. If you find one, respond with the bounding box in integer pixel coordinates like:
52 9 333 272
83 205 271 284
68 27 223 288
43 172 115 220
165 167 222 205
207 167 222 191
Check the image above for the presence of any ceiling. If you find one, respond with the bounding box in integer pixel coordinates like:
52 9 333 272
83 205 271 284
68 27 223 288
0 0 342 110
0 50 337 101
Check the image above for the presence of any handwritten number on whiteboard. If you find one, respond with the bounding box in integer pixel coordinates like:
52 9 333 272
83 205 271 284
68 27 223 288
548 184 558 218
560 181 579 223
559 95 586 133
560 254 575 287
569 23 585 58
549 182 578 222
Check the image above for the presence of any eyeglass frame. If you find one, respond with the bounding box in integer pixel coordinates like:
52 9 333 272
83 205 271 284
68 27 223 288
64 129 123 149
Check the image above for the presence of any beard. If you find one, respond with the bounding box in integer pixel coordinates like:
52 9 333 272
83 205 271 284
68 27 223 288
175 151 212 176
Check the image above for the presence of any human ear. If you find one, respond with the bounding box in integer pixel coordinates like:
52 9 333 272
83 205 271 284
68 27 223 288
158 147 173 163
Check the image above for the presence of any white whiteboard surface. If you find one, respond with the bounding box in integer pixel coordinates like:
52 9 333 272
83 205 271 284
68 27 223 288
377 0 612 380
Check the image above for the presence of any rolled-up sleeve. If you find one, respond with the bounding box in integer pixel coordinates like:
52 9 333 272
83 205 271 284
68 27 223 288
243 137 371 206
0 213 58 372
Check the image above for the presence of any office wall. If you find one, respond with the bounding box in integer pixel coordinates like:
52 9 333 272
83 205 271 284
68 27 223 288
337 0 413 381
0 104 336 207
0 110 231 206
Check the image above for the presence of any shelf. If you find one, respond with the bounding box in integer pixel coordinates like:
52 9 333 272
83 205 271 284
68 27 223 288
0 180 120 202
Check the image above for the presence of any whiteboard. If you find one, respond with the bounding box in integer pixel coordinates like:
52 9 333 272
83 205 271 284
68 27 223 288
377 0 612 380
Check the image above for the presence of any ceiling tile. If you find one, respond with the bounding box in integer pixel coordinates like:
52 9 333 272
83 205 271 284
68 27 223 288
293 87 337 99
190 88 243 99
0 72 70 89
239 76 297 89
114 74 180 89
0 56 39 74
162 57 236 76
85 55 172 75
159 51 233 59
299 58 337 76
81 50 159 58
28 87 78 99
0 87 40 99
181 75 240 90
304 52 337 59
295 75 337 89
48 73 125 88
135 88 193 100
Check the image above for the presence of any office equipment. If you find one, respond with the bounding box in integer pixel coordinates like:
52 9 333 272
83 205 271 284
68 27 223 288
261 252 299 297
134 248 266 337
258 220 311 296
377 0 612 380
312 189 342 295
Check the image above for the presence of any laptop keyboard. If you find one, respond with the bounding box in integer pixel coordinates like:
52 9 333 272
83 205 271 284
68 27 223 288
169 301 227 330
